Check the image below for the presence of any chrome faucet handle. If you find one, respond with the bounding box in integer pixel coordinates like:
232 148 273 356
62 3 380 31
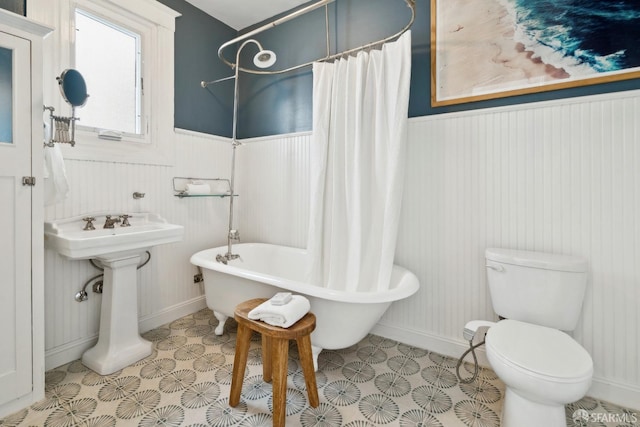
119 214 132 227
103 215 121 229
82 217 96 230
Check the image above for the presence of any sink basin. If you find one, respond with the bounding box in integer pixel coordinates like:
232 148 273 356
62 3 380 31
45 212 184 375
45 212 184 260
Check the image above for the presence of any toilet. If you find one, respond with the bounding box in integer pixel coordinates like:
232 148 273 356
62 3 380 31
484 248 593 427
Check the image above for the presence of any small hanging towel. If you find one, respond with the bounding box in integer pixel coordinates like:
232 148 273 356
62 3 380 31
43 138 69 206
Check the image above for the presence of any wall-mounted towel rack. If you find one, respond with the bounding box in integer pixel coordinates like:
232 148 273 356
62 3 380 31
173 177 235 198
44 106 77 147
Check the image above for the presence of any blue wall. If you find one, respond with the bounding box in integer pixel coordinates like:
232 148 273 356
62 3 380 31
157 0 236 137
237 0 422 138
166 0 640 139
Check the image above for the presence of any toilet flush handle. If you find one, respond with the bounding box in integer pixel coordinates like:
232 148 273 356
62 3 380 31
486 264 505 272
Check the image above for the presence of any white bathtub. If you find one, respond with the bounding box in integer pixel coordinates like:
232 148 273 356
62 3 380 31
190 243 419 367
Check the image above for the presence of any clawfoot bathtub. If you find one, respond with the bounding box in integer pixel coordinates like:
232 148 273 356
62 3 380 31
191 243 419 368
190 243 419 369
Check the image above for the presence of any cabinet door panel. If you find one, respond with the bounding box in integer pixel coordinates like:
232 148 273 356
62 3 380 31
0 29 32 405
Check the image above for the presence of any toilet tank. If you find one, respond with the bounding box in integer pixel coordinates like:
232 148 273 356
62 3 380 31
485 248 588 331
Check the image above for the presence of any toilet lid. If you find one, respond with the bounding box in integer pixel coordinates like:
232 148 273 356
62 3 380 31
486 319 593 381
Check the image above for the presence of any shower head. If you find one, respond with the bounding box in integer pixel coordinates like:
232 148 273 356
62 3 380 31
253 49 277 68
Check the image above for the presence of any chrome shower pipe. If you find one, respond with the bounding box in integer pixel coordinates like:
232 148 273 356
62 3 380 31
225 140 239 260
216 0 415 76
224 39 268 261
201 75 234 88
218 0 335 70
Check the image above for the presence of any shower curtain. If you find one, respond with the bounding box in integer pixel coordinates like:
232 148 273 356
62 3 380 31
307 31 411 292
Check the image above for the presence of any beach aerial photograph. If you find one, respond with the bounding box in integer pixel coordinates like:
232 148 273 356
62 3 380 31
432 0 640 104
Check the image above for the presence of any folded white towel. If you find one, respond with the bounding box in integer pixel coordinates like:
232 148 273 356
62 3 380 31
248 295 311 328
43 143 69 206
185 183 211 195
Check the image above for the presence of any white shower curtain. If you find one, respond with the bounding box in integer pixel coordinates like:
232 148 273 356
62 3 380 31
307 31 412 292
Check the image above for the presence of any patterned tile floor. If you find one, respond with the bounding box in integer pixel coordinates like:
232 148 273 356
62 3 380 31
1 308 637 426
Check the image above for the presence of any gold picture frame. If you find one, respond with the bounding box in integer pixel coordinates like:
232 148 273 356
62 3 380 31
431 0 640 107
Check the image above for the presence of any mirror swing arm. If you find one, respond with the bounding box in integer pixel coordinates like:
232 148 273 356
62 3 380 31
44 68 89 147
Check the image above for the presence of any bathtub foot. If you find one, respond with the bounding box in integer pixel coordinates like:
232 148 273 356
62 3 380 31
311 345 322 372
213 311 228 335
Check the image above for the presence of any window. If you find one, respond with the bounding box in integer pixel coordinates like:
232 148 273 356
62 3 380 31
74 8 142 135
28 0 179 165
0 47 12 143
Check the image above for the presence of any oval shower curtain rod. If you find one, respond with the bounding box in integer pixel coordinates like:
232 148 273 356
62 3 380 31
203 0 415 86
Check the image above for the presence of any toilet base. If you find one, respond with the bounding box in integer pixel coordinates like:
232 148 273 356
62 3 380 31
502 387 567 427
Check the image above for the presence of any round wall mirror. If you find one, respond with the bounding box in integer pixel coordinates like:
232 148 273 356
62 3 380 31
57 69 88 107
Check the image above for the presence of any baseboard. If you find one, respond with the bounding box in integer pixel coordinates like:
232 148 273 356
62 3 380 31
372 321 640 412
45 336 98 371
0 391 41 419
45 296 207 370
588 376 640 412
138 296 208 333
371 322 490 367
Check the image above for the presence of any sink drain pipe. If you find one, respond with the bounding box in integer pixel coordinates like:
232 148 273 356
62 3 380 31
74 251 152 302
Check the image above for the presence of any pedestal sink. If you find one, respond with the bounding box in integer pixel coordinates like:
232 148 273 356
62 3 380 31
45 213 184 375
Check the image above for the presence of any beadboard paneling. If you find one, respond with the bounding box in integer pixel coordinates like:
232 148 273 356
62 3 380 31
43 92 640 408
234 92 640 409
43 130 231 368
395 97 640 408
235 133 311 249
390 95 640 398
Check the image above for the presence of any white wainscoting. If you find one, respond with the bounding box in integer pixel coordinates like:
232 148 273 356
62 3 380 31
235 132 311 249
235 91 640 410
43 130 232 369
43 91 640 409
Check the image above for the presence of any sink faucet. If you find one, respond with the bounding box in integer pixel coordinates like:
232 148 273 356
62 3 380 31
119 214 132 227
82 217 96 230
103 215 121 229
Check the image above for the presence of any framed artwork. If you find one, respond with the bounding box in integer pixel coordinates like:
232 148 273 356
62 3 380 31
0 0 26 16
431 0 640 107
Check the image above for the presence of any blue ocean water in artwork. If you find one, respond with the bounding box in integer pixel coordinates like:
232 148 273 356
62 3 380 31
504 0 640 76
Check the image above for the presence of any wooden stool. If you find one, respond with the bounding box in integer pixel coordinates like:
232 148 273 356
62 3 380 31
229 298 319 427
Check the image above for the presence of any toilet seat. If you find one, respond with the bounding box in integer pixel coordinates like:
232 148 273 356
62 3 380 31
486 319 592 382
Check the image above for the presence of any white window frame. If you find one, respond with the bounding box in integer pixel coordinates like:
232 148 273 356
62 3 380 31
73 7 143 137
29 0 180 166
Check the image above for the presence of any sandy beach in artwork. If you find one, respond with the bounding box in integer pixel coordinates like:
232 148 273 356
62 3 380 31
435 0 569 102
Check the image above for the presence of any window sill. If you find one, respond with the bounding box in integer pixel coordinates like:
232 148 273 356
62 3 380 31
59 131 175 166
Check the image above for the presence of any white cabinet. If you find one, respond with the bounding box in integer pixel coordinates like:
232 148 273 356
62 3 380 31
0 10 51 418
